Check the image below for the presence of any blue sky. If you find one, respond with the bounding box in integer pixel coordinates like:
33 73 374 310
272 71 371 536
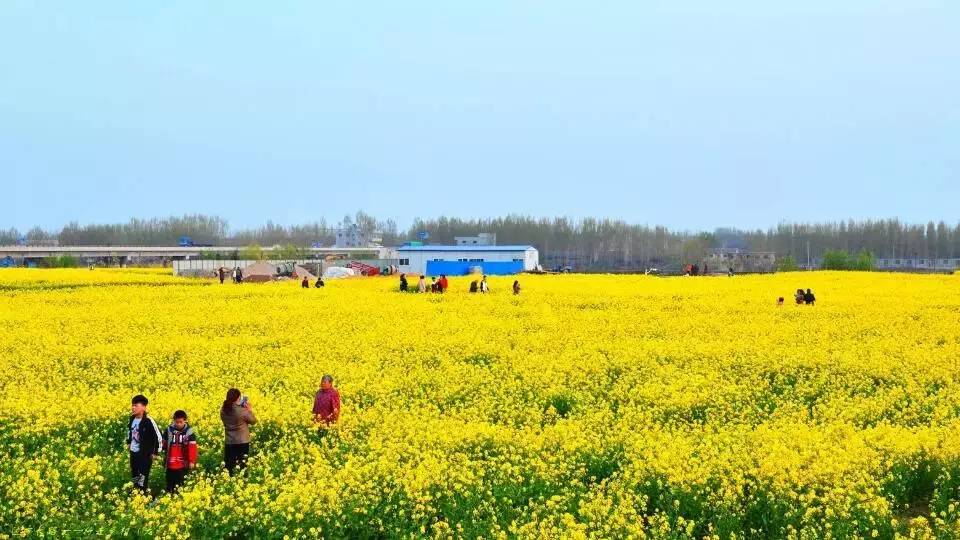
3 1 958 232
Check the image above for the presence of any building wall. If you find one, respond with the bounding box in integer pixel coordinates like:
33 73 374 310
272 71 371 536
876 258 960 270
397 248 538 275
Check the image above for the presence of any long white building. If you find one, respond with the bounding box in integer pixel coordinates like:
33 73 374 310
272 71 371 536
396 245 538 276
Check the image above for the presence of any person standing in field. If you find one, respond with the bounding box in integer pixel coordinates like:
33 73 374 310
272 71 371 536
439 274 449 292
804 288 816 305
301 275 309 288
479 275 489 293
399 273 408 292
795 289 805 305
469 280 478 293
218 267 226 284
312 374 341 428
417 275 427 293
221 388 257 476
513 280 521 295
128 394 162 496
315 276 325 288
163 410 198 494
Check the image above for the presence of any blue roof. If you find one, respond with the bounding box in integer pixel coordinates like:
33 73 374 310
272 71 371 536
397 245 534 252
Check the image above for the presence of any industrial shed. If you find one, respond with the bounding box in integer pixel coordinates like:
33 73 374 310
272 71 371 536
396 245 539 276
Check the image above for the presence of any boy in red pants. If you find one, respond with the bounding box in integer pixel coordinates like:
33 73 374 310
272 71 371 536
162 410 198 493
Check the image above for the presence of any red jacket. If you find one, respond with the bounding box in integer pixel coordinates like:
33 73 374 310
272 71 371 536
162 424 198 471
439 277 449 290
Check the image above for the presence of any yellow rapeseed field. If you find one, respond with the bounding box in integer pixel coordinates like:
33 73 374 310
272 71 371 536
2 268 960 539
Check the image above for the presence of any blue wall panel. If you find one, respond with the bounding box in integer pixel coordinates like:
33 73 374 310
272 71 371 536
425 260 522 276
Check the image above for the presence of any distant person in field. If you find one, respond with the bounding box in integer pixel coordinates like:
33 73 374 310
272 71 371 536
218 267 226 284
804 288 816 305
237 268 243 283
430 276 438 293
480 276 489 293
439 274 449 292
163 410 198 494
513 280 521 295
795 289 805 305
399 273 408 292
312 374 341 427
315 277 324 288
232 267 239 283
777 297 784 307
417 275 427 293
301 275 309 288
469 280 478 293
221 388 257 476
728 267 735 277
128 394 162 497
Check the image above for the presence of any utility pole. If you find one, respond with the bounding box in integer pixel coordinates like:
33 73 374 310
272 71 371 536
806 241 811 270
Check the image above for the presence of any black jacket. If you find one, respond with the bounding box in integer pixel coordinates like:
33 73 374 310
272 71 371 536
127 414 162 455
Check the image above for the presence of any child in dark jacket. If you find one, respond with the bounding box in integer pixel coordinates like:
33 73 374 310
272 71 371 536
162 410 198 493
128 394 162 496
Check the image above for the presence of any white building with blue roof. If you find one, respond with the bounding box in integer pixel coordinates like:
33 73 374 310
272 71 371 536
396 245 539 276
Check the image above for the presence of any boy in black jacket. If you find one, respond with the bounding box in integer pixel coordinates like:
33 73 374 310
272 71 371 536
127 394 162 496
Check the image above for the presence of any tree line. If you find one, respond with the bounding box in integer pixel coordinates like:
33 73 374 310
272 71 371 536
4 215 960 270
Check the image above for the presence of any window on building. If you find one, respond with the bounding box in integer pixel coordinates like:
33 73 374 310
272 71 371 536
512 258 523 262
399 258 409 265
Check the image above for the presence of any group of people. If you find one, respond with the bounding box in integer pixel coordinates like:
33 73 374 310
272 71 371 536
398 273 520 295
301 275 324 288
399 273 450 293
777 288 816 306
126 375 341 497
216 266 244 284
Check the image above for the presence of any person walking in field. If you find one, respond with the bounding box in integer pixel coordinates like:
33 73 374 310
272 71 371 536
221 388 257 476
128 394 162 496
162 410 198 494
513 280 521 295
417 275 427 293
218 267 226 284
804 288 816 305
312 374 341 428
399 273 408 292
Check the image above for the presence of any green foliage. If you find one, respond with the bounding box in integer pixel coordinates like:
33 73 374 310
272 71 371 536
199 250 233 260
43 255 79 268
776 255 799 272
267 244 306 261
239 244 264 261
821 250 875 271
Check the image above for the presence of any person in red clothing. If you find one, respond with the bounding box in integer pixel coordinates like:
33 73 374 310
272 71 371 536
163 410 198 494
438 274 449 292
312 374 341 427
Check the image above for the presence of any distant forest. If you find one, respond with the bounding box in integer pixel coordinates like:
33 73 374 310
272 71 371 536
4 214 960 271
